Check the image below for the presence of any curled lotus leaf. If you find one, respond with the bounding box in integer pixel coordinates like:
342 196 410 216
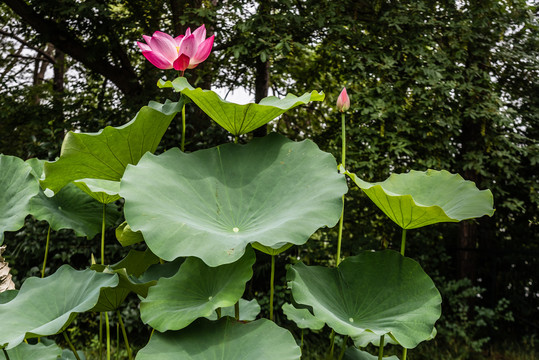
344 168 494 229
159 77 324 136
0 155 40 244
0 265 118 349
90 249 160 311
115 221 144 247
136 317 301 360
287 250 441 349
41 99 184 194
120 133 346 266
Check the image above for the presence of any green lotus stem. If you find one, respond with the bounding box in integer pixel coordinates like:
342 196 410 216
234 135 238 144
99 313 103 359
269 254 275 321
41 225 51 278
401 229 407 256
63 331 81 360
117 309 133 360
116 323 120 360
402 347 408 360
216 307 222 319
101 204 106 265
327 330 335 359
181 104 186 152
300 329 304 348
105 311 111 360
234 301 240 320
2 348 11 360
378 335 385 360
341 112 346 168
336 112 347 266
337 335 348 360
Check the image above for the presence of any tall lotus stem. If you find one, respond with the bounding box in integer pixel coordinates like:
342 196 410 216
402 347 408 360
41 226 51 278
335 88 349 266
63 331 81 360
181 104 186 152
2 348 11 360
101 204 106 265
378 335 385 360
338 335 349 360
234 301 240 320
105 311 111 360
117 310 133 360
401 229 407 256
269 254 275 321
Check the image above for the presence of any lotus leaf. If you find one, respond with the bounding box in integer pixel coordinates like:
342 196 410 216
41 99 183 194
158 77 324 136
344 168 494 229
135 317 301 360
73 178 121 204
121 133 346 266
0 341 62 360
205 298 261 321
343 347 399 360
115 221 144 247
287 250 441 349
0 155 40 244
90 249 160 311
140 247 255 331
0 265 118 349
282 303 325 330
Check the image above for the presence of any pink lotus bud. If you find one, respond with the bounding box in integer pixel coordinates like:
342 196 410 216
138 25 214 73
336 87 350 112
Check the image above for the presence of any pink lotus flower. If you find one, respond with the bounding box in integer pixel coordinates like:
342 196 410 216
336 87 350 112
137 25 215 72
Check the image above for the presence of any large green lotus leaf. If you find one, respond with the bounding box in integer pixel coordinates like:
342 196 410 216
0 341 62 360
344 168 494 229
343 347 399 360
287 250 441 349
73 178 121 204
0 155 40 244
90 249 160 311
282 303 325 330
121 133 346 266
41 99 183 194
140 247 255 331
28 182 118 239
205 298 261 321
135 317 301 360
159 77 324 136
27 158 118 238
0 265 118 349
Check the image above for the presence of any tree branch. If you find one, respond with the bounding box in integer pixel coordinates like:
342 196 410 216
0 28 55 63
2 0 143 97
